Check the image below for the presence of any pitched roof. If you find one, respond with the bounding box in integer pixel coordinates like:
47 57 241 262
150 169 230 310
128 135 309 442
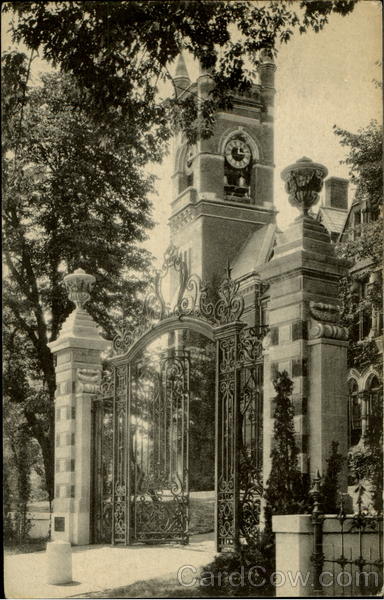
317 206 348 235
232 223 277 279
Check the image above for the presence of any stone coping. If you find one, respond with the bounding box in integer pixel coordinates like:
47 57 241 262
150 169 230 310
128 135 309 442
48 336 110 353
272 514 381 534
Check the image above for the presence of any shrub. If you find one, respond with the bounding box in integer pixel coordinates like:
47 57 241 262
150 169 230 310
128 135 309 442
198 538 275 598
321 441 344 513
264 371 309 524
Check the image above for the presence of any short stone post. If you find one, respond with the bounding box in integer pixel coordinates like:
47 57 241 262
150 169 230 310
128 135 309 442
272 514 314 597
46 540 72 584
47 268 109 545
259 157 349 490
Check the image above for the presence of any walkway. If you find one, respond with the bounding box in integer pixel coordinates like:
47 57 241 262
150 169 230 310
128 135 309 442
4 534 215 599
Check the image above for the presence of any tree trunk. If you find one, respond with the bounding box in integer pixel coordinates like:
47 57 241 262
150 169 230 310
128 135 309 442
24 391 55 503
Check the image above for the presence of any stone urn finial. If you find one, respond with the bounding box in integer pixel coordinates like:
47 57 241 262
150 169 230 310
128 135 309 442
64 268 95 309
281 156 328 215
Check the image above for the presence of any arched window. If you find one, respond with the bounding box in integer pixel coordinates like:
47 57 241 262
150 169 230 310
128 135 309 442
348 379 361 447
184 145 194 188
353 209 361 240
367 376 383 443
358 279 372 340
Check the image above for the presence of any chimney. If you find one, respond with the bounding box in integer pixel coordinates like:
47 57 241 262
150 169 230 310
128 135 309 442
324 177 349 210
258 49 276 89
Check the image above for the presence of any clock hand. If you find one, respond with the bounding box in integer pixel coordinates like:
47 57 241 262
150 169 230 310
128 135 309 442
233 149 245 159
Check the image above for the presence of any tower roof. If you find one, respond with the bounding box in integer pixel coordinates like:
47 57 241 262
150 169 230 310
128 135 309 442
174 53 190 81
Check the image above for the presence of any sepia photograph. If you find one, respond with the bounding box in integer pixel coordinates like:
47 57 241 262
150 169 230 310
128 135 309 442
2 1 383 598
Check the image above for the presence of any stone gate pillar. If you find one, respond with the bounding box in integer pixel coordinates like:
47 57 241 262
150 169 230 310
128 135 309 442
259 158 349 490
48 269 109 544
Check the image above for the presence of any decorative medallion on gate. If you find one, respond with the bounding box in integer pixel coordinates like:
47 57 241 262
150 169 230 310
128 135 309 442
113 247 245 355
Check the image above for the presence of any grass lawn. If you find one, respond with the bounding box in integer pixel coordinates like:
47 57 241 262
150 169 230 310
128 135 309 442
189 496 215 535
79 572 274 598
77 574 203 598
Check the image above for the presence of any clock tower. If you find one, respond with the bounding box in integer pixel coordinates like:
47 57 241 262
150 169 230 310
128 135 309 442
170 52 276 287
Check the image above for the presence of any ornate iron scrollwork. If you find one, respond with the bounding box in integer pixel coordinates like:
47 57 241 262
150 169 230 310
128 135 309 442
216 326 264 552
112 246 246 354
113 365 129 544
214 264 244 325
238 326 265 365
238 361 263 547
93 244 268 551
129 350 190 545
91 372 114 544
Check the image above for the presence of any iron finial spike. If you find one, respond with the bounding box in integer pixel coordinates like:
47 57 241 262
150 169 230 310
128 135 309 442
226 258 232 280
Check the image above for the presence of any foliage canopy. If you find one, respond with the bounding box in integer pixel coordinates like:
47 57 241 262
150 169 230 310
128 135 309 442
4 1 357 144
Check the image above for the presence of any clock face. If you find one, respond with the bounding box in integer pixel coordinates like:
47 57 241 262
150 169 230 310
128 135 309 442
225 139 251 169
185 145 195 174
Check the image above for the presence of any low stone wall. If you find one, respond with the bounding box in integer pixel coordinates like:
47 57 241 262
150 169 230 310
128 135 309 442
273 514 383 597
8 506 51 540
29 511 50 539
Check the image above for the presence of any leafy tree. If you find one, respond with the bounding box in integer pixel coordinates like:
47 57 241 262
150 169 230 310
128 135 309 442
3 400 34 542
334 120 383 511
264 371 307 521
2 53 154 501
4 1 357 145
3 461 16 543
334 121 383 218
348 409 383 513
335 120 383 370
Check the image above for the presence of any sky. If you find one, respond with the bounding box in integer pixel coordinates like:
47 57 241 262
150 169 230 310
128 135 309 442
2 1 382 266
144 0 382 263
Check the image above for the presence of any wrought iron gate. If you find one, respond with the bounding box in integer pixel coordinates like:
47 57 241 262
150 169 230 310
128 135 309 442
92 348 190 545
128 349 190 544
91 245 265 549
216 324 264 552
91 379 113 544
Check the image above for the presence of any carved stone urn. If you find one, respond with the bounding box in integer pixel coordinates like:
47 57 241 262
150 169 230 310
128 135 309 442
281 156 328 215
64 268 95 309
